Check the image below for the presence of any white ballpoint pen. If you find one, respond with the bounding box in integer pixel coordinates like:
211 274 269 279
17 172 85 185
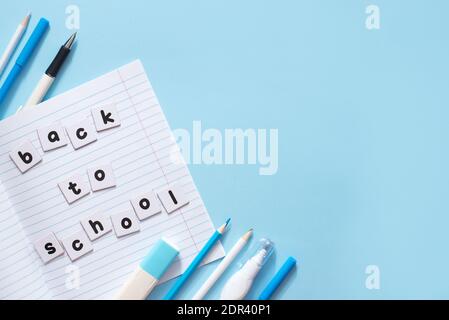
192 228 253 300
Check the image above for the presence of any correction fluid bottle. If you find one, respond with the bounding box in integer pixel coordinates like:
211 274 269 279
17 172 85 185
220 238 274 300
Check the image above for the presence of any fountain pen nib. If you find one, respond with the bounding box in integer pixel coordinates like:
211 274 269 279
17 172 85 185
64 32 77 49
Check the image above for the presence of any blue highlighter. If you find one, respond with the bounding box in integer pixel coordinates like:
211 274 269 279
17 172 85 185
258 256 297 300
0 18 49 110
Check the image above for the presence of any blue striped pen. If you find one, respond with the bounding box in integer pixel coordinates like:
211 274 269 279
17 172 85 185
164 218 231 300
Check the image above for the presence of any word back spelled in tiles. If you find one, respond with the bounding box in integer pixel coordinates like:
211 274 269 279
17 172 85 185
9 103 121 174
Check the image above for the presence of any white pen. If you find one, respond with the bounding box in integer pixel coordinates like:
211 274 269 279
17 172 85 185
23 32 76 109
0 13 31 77
192 228 253 300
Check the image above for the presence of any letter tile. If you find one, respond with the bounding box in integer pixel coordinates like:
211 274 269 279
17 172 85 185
61 230 93 261
111 211 140 237
157 184 189 214
66 118 97 149
87 163 116 191
37 123 68 151
91 103 121 131
9 140 42 173
33 232 65 264
80 212 112 241
58 174 90 204
130 191 162 220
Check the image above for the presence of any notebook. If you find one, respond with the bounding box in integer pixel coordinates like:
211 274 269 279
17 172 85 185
0 60 224 299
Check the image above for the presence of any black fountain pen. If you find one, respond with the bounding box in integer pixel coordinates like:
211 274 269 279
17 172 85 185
23 32 77 109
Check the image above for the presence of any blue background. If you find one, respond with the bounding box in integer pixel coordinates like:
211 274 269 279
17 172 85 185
1 0 449 299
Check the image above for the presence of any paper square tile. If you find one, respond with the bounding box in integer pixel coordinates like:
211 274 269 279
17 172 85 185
130 192 162 220
87 163 116 191
80 212 112 241
9 140 42 173
61 231 93 261
111 211 140 237
33 232 65 264
157 184 189 214
66 118 97 150
37 123 68 151
92 104 121 131
58 174 90 204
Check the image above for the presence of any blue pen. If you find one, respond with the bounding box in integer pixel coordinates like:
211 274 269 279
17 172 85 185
164 218 231 300
258 256 297 300
0 18 49 110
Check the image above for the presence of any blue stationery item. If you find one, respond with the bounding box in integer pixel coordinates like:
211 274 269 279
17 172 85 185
140 239 179 280
0 18 49 110
258 256 296 300
115 239 179 300
163 218 231 300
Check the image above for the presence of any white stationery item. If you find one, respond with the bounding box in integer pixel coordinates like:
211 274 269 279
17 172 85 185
192 229 253 300
0 60 224 299
0 14 30 76
220 238 274 300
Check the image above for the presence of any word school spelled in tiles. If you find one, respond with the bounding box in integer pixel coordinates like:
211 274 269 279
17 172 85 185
9 103 189 263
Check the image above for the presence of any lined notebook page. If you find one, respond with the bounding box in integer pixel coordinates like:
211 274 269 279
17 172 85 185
0 182 51 299
0 60 224 299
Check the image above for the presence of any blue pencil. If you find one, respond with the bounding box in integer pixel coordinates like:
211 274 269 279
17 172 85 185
164 218 231 300
258 256 296 300
0 18 49 110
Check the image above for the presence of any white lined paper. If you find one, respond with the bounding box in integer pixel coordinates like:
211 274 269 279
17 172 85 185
0 60 224 299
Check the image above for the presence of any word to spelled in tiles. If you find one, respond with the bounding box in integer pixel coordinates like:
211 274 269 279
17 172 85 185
33 184 190 264
58 163 116 204
9 104 120 172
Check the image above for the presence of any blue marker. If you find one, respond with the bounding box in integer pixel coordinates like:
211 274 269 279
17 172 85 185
258 256 297 300
0 18 49 111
